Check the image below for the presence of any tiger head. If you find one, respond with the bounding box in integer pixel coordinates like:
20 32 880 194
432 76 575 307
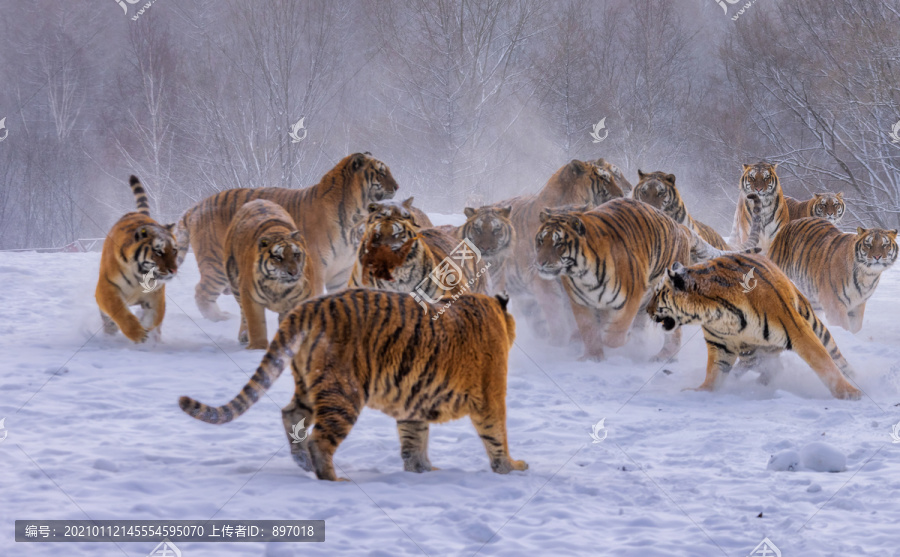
367 197 422 226
131 223 178 283
533 206 591 280
634 171 679 213
647 262 702 332
553 160 624 207
257 232 307 283
461 205 515 258
589 158 633 195
347 152 399 204
740 162 780 198
357 212 419 284
855 227 898 271
811 192 845 223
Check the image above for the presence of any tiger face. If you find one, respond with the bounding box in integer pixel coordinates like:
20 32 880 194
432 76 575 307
353 152 399 203
258 233 306 283
133 224 178 282
855 227 898 271
740 162 779 197
634 171 677 212
534 209 588 279
561 160 624 207
811 193 845 223
646 263 699 332
361 214 418 254
462 205 514 257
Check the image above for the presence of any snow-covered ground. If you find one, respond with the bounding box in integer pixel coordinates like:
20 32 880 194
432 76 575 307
2 237 900 557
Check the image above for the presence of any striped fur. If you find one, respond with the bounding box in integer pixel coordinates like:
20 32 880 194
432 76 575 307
437 205 515 291
175 153 398 321
179 289 526 481
646 254 861 400
689 193 763 263
349 212 488 298
729 162 789 254
367 197 433 228
768 218 897 333
590 158 633 195
633 170 728 249
224 200 325 349
95 175 178 343
533 198 692 361
785 192 845 224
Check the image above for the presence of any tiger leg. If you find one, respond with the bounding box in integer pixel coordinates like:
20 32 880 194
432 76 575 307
397 420 435 473
532 277 572 346
688 339 737 392
570 303 605 361
847 302 866 334
100 311 119 335
282 363 315 472
194 250 231 322
786 319 860 399
653 326 682 363
306 380 361 481
96 283 146 343
469 380 527 474
798 297 857 379
603 295 644 349
139 290 166 342
239 288 268 350
233 289 249 344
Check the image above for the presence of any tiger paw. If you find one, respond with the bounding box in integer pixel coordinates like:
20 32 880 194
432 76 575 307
246 340 268 350
834 385 861 401
123 326 149 344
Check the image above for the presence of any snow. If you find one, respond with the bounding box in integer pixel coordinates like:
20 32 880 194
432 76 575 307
2 249 900 557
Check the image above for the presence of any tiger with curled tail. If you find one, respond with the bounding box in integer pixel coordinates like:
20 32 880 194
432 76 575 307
784 192 845 224
175 153 398 321
349 209 488 298
499 160 625 339
437 205 515 291
768 218 897 333
533 198 692 362
179 290 527 481
224 200 324 350
95 175 178 343
729 162 789 254
646 254 862 400
633 170 729 249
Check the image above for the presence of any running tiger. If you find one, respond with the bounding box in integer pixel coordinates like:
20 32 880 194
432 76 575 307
349 209 489 298
729 162 788 254
179 290 527 481
784 192 845 224
633 170 728 249
95 176 178 343
176 153 398 320
534 198 692 361
437 205 515 291
224 200 324 350
647 254 861 400
768 218 897 333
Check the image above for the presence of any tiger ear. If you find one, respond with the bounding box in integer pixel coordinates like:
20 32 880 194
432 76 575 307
464 207 477 219
888 230 898 239
667 262 688 290
494 292 510 312
856 227 867 236
402 197 415 209
498 205 512 218
772 163 779 170
290 230 302 242
539 209 552 223
742 164 751 172
836 192 844 199
637 169 647 179
566 160 585 177
665 173 676 184
351 153 368 171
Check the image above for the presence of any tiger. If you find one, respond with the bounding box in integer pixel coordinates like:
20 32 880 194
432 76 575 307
499 159 626 339
729 162 789 254
632 170 728 249
768 218 897 333
436 205 515 291
95 175 178 343
533 198 692 361
179 289 527 481
590 157 633 196
349 210 489 299
224 200 325 350
175 152 398 321
784 192 845 224
366 197 433 228
646 253 862 400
